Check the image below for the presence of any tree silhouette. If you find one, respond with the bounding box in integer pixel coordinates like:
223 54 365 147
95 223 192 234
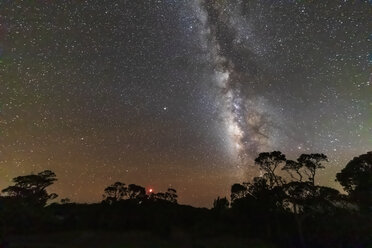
336 152 372 212
282 180 344 248
213 197 229 211
149 188 178 203
164 188 177 203
127 184 147 201
0 152 369 248
150 192 166 201
233 152 339 247
102 183 150 203
282 181 341 215
254 151 286 188
282 154 328 185
1 170 57 207
282 160 304 182
103 182 128 203
297 153 328 185
230 183 248 203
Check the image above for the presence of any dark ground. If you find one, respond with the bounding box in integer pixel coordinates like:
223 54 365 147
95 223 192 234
8 231 274 248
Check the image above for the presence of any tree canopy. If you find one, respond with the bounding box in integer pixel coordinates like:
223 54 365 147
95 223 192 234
336 152 372 211
1 170 57 207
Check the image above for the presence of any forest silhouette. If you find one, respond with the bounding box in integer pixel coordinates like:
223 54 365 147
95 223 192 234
0 151 371 248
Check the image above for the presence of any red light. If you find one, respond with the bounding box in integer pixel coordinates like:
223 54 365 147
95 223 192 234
148 188 153 193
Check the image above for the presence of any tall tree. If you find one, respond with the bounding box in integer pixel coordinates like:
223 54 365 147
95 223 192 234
103 182 128 203
336 152 372 212
255 151 286 188
127 184 147 201
282 160 304 182
1 170 58 207
297 153 328 185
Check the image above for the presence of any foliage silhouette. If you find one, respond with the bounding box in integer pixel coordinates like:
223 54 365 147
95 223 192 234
297 153 328 185
254 151 286 188
231 183 248 202
127 184 147 201
232 152 370 248
1 170 57 207
336 151 372 212
0 152 371 248
150 188 178 203
212 197 229 210
103 182 128 203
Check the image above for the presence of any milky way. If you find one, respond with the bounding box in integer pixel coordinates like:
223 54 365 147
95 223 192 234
0 0 371 207
191 1 268 162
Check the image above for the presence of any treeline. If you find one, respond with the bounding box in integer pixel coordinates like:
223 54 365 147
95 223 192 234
102 182 177 204
0 151 371 248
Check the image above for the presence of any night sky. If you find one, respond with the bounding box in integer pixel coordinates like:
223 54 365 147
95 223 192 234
0 0 371 207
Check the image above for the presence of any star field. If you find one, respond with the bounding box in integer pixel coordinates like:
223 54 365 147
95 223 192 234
0 0 371 207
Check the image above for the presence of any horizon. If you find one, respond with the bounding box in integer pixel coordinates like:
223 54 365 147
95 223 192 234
0 150 368 208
